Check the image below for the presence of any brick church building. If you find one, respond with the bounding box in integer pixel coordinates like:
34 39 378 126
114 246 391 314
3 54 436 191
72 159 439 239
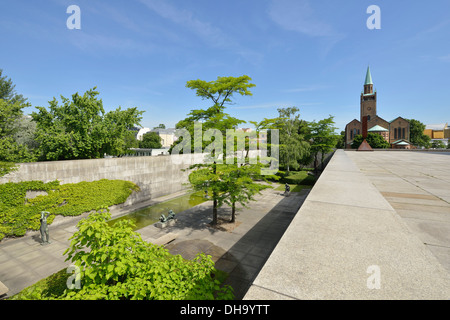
345 67 412 149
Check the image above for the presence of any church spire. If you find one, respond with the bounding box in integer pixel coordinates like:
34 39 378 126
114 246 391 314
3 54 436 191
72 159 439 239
365 66 373 85
363 66 374 94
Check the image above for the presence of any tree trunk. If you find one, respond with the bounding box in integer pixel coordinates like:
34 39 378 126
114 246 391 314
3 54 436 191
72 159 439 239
230 202 236 223
211 160 218 225
212 197 218 225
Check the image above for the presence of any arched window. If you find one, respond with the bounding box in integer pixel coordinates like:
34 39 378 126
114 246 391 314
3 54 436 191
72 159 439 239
402 128 405 139
394 128 397 139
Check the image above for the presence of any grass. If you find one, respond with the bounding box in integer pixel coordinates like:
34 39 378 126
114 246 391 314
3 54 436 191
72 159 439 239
275 184 312 193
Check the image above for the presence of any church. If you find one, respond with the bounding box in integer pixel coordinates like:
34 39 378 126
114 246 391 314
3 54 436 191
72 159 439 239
345 67 412 149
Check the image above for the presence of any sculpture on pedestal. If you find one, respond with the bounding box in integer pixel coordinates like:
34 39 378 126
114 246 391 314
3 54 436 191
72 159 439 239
40 211 51 245
160 209 176 223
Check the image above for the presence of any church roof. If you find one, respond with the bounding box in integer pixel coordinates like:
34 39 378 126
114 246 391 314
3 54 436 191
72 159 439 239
368 125 389 132
365 66 373 85
392 139 411 145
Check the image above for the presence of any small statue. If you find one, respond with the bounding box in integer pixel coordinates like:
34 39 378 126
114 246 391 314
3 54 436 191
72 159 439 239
40 211 51 245
284 183 291 196
160 209 176 223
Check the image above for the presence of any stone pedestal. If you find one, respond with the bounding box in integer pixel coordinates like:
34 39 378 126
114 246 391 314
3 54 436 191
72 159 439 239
155 219 177 229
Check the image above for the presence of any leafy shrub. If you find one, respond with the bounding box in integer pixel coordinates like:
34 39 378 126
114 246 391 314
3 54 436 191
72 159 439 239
0 179 139 241
0 161 18 177
59 208 234 300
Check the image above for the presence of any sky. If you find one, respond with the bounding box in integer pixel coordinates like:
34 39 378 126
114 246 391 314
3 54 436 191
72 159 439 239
1 0 449 133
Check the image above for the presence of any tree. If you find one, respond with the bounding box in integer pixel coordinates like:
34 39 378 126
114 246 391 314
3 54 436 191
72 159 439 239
431 140 446 149
32 88 143 160
0 70 35 162
307 116 338 172
153 124 166 130
276 107 310 172
217 164 270 223
139 132 162 149
408 119 431 148
177 75 256 225
351 133 390 149
335 131 346 149
0 69 30 107
59 207 233 300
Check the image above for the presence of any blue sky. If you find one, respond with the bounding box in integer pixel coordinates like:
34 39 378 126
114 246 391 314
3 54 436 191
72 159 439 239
1 0 449 133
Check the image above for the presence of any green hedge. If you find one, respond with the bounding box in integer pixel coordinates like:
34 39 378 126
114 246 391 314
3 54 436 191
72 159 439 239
0 179 139 241
283 171 316 185
273 170 316 186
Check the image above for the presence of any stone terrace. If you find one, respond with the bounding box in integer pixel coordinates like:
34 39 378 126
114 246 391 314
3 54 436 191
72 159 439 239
245 150 450 300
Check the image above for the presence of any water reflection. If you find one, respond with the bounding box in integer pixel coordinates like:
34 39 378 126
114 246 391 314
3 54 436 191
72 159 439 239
109 192 207 230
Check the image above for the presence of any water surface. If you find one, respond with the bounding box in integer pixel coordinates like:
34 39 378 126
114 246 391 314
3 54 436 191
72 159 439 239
109 192 208 230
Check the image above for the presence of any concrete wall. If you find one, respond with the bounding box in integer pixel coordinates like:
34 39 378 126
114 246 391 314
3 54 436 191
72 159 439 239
0 154 207 206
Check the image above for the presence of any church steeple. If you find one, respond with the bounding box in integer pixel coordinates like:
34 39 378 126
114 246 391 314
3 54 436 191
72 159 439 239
360 66 377 123
364 66 374 94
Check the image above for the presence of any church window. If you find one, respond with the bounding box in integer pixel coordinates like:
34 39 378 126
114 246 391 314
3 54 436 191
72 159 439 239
394 128 397 139
402 128 405 139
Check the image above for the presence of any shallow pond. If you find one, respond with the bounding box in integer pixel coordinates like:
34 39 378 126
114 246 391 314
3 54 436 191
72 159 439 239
109 191 208 230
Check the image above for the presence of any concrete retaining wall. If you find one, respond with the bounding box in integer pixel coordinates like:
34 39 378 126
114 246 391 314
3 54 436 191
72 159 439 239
0 154 206 206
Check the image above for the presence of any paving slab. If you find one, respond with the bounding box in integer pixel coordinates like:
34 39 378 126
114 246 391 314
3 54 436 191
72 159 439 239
245 150 450 300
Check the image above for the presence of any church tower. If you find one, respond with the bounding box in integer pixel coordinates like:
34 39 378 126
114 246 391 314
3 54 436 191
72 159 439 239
360 66 377 123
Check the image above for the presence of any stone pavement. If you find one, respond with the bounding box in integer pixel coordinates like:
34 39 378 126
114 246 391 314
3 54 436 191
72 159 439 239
346 151 450 273
0 187 308 299
245 150 450 300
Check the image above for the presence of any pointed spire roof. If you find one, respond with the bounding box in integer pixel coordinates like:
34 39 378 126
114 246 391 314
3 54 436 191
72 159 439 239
365 66 373 85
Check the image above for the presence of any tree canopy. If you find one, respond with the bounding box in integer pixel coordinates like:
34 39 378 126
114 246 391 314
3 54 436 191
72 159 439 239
177 75 260 225
408 119 431 148
307 116 338 171
32 88 143 160
0 69 35 163
139 132 162 149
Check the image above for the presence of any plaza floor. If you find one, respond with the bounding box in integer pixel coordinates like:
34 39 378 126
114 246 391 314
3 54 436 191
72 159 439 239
0 187 308 299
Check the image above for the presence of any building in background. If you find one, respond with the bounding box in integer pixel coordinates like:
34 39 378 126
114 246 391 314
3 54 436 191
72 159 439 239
424 123 449 147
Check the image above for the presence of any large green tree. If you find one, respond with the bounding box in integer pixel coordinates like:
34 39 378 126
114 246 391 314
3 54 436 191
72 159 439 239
408 119 431 148
176 75 256 225
276 107 310 172
0 70 35 163
32 88 143 160
307 116 338 172
139 132 162 149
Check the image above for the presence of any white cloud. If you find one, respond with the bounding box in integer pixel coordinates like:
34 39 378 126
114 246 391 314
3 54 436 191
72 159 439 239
139 0 233 48
267 0 345 56
267 0 335 37
138 0 263 65
283 85 330 93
